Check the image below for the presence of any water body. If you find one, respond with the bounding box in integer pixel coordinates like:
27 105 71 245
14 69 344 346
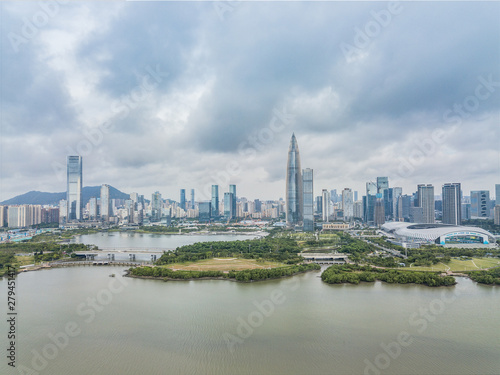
1 266 498 375
69 232 261 251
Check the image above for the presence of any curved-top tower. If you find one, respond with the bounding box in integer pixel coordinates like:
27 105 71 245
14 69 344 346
286 133 303 226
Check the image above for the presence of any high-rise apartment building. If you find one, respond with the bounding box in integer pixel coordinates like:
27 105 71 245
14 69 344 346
417 184 435 223
302 168 314 231
496 184 500 205
322 189 330 222
89 197 98 220
494 205 500 225
442 183 461 225
67 155 82 221
286 134 303 226
101 184 111 221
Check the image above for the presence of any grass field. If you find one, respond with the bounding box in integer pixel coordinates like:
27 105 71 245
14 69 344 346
161 258 287 272
405 257 500 272
14 255 35 266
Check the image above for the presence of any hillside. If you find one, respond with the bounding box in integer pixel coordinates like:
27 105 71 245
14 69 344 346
1 186 130 206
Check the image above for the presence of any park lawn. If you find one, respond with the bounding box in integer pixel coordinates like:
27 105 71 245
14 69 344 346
406 257 500 272
161 257 287 272
14 255 35 266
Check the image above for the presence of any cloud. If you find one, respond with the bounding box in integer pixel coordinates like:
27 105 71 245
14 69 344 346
0 1 499 202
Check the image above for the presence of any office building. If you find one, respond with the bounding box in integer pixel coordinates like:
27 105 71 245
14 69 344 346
364 181 377 224
471 190 490 218
67 155 83 221
315 196 323 215
377 177 389 195
199 202 211 222
342 188 354 221
495 205 500 225
286 133 303 226
392 187 403 220
302 168 314 231
229 184 237 218
151 191 162 222
211 185 219 219
180 189 186 210
374 195 385 226
190 189 195 209
442 183 462 225
223 192 234 221
417 184 435 223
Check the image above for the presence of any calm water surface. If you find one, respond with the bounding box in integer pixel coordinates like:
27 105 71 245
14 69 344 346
1 266 499 375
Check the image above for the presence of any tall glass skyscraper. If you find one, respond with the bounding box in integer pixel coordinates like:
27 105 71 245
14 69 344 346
190 189 195 209
180 189 186 210
442 183 461 225
224 192 234 221
67 156 82 221
211 185 219 218
302 168 314 231
229 184 237 218
286 134 303 226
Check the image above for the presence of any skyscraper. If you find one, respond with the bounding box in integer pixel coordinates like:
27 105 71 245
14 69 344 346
417 184 435 223
151 191 162 222
100 184 111 221
180 189 186 210
471 190 490 218
224 192 234 221
286 134 303 226
342 188 354 221
376 177 389 195
364 181 377 224
67 155 82 221
191 189 195 209
496 184 500 205
442 183 461 225
302 168 314 231
211 185 219 218
374 195 385 226
322 189 330 222
229 184 237 218
392 187 403 220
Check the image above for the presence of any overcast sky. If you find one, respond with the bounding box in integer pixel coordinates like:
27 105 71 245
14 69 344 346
1 1 499 203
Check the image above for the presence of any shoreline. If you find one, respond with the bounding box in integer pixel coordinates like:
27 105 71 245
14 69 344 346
124 267 320 283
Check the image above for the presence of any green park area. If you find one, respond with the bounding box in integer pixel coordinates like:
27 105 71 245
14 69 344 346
162 257 286 272
406 257 500 272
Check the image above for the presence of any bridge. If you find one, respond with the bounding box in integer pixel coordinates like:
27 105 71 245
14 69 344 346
49 260 151 267
300 253 348 264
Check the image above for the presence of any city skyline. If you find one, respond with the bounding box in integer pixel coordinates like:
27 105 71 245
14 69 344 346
1 2 499 202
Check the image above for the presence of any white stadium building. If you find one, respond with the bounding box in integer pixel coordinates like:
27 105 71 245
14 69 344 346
381 222 496 247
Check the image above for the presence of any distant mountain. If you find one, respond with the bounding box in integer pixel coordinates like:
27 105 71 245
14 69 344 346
1 186 130 206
